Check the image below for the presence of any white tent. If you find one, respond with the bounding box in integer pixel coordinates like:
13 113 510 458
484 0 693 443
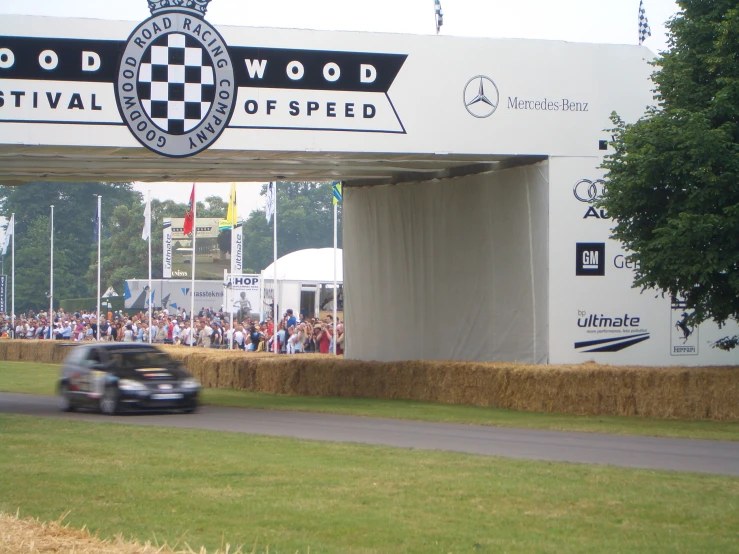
260 248 343 320
262 248 343 282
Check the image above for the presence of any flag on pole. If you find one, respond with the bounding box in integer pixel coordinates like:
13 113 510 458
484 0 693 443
638 0 651 45
2 214 14 256
219 183 238 231
183 184 196 235
93 202 100 243
265 182 276 223
142 196 152 241
332 182 343 205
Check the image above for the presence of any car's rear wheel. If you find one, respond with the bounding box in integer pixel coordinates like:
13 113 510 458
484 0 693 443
59 384 74 412
100 386 119 415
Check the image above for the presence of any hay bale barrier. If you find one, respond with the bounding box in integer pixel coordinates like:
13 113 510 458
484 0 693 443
3 341 738 421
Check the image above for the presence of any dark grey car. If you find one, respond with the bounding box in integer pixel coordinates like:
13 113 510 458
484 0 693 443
57 343 200 414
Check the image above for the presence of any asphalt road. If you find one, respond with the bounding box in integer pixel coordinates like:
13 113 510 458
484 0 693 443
1 392 738 476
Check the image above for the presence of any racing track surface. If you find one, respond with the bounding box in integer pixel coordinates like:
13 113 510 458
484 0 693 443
1 392 738 476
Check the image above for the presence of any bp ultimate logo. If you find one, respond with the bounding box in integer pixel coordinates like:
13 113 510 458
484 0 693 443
574 310 651 353
115 0 236 157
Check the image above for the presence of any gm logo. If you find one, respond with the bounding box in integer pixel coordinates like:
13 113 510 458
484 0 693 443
576 243 605 276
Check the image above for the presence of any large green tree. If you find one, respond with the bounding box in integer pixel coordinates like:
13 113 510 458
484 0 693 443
0 182 139 313
601 0 739 350
243 181 342 273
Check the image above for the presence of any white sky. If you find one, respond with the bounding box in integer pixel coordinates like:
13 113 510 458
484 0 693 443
0 0 680 211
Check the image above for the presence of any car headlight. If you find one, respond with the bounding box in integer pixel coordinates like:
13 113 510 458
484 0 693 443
180 378 200 390
118 379 148 392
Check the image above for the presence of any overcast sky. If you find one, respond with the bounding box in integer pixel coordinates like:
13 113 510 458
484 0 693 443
0 0 680 210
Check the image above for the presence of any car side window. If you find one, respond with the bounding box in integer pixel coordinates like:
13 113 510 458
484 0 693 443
83 349 102 367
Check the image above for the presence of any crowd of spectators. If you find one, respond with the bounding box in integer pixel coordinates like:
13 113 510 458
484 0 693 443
0 305 344 355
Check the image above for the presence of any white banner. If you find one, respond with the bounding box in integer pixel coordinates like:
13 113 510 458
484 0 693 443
162 218 172 279
548 156 738 366
226 274 260 322
231 224 243 276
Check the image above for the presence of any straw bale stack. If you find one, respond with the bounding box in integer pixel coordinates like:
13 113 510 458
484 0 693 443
0 511 247 553
0 340 72 364
2 340 737 420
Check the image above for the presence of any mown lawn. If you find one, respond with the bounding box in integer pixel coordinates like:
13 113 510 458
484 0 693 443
2 360 738 441
0 414 738 553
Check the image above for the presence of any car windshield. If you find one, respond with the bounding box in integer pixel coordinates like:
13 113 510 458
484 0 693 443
107 350 173 371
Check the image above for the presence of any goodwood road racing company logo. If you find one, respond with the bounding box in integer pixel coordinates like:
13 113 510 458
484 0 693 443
116 0 236 157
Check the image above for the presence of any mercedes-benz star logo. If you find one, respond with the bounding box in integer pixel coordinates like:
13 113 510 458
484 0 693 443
464 75 499 118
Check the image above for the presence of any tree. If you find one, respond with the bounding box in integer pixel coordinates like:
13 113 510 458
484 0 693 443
242 181 342 273
601 0 739 349
0 182 139 313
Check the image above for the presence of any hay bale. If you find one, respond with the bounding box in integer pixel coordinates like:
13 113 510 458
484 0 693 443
7 339 734 421
0 511 249 553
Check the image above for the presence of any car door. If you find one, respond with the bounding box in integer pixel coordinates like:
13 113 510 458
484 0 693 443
75 347 108 404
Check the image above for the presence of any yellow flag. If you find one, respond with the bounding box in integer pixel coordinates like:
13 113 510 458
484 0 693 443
219 183 238 230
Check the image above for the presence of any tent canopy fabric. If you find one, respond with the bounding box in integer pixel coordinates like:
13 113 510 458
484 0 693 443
261 248 343 283
343 163 549 364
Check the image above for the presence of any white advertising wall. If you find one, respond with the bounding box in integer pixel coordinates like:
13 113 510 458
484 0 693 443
125 279 227 314
343 163 549 363
548 156 739 366
0 14 654 162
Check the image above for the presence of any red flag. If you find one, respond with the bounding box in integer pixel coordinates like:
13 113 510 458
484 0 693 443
183 184 195 236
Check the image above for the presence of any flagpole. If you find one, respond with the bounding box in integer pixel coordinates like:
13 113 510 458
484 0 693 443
273 182 278 354
190 186 197 347
49 205 54 333
96 195 102 341
230 183 236 350
10 213 15 341
147 190 152 344
332 196 338 355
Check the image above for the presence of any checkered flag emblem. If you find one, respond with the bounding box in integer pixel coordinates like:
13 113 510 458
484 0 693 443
638 0 652 45
137 33 216 135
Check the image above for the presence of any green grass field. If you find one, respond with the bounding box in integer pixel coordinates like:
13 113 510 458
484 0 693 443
1 414 737 553
1 361 738 441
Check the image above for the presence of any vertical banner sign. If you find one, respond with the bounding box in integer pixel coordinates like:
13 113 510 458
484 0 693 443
163 218 172 279
0 275 6 314
227 274 260 321
231 224 243 276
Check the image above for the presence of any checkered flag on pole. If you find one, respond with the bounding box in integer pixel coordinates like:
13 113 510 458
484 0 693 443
638 0 652 45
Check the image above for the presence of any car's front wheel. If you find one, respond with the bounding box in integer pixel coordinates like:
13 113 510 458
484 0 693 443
58 384 74 412
99 386 119 415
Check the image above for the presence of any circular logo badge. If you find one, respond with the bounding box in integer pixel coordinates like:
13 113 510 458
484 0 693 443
573 179 607 203
116 13 236 157
463 75 500 119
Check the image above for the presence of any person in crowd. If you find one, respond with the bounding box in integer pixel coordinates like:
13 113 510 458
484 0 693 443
154 320 168 344
211 322 222 348
121 323 135 342
198 320 212 348
180 321 191 346
304 322 316 353
172 320 181 344
274 322 286 354
233 325 245 350
248 324 261 352
316 323 332 354
335 323 344 355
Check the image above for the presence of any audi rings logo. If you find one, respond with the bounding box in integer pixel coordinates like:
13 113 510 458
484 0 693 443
573 179 607 203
